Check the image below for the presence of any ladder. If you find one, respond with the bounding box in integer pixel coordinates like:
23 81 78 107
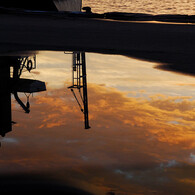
68 52 90 129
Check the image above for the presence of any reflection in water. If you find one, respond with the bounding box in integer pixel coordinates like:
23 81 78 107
0 58 12 137
9 78 195 195
0 51 195 194
0 55 46 137
1 1 195 194
0 52 90 137
68 52 90 129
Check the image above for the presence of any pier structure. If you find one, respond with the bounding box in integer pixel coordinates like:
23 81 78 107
68 52 90 129
0 55 46 137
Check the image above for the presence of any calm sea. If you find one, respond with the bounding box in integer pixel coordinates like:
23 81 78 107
83 0 194 14
0 2 195 195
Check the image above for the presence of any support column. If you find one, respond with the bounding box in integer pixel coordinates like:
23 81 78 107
81 52 90 129
0 57 12 137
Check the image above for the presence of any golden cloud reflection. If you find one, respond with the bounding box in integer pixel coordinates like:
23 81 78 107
6 83 195 194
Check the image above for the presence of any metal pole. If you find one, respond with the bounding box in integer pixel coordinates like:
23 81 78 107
0 57 12 137
81 52 90 129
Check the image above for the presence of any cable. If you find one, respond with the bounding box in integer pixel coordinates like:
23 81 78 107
70 89 84 112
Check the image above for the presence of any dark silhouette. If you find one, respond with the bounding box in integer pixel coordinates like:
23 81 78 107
0 56 46 137
68 52 90 129
106 192 115 195
0 173 93 194
0 57 12 137
82 7 92 14
125 51 195 76
0 0 58 11
0 52 91 138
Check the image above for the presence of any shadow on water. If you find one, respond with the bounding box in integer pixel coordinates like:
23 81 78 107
126 51 195 76
0 173 92 194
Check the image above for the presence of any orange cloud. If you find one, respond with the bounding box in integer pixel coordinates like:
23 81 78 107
13 83 194 148
8 83 195 195
176 83 195 87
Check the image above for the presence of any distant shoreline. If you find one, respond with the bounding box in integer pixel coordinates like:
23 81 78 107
1 7 195 23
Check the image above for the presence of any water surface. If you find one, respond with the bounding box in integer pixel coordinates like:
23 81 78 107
83 0 194 15
1 51 195 194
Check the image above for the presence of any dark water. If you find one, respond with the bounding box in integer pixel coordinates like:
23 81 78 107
0 51 195 194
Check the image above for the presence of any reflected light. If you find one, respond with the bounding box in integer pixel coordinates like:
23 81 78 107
0 51 194 195
6 83 195 194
